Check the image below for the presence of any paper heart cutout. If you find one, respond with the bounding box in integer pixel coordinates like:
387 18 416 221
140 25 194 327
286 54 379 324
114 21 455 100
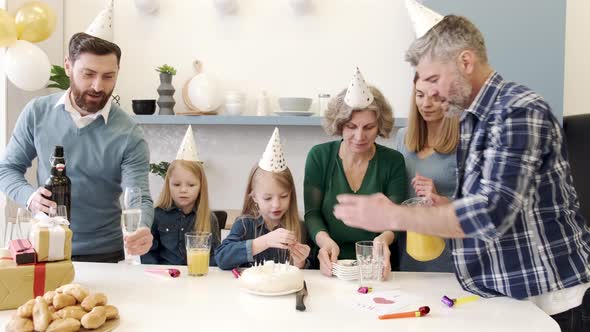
373 297 395 304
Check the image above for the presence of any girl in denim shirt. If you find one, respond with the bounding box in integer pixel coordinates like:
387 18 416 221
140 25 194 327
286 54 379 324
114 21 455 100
141 127 220 265
215 128 310 270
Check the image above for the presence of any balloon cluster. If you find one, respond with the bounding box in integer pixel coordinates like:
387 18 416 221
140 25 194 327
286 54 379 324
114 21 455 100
1 1 56 91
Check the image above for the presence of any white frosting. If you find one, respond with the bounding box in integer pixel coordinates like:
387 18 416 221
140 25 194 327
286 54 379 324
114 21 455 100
240 261 304 293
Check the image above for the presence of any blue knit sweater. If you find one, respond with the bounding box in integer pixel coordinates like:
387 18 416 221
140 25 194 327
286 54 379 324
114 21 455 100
0 92 154 255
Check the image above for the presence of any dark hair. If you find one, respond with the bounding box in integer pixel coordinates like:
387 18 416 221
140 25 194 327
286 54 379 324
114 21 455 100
68 32 122 65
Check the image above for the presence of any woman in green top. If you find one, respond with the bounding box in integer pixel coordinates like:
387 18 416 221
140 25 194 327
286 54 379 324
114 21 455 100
304 85 407 278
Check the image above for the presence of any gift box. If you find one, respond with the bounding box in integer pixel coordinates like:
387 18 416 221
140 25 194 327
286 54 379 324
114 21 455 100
0 250 75 310
8 239 36 265
30 216 72 262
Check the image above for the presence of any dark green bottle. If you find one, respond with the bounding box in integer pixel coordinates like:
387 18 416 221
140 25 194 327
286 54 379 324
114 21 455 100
44 146 71 221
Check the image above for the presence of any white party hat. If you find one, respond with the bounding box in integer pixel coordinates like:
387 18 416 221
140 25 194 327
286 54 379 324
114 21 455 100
405 0 443 39
344 67 374 109
86 0 114 42
258 128 287 173
176 126 200 162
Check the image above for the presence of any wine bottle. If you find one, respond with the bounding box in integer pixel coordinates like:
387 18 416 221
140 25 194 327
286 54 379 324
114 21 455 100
44 146 71 221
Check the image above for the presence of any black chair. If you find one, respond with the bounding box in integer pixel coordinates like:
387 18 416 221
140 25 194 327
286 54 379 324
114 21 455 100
563 114 590 224
213 210 228 231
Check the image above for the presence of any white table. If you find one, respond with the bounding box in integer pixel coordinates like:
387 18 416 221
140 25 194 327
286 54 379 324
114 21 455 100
1 262 559 331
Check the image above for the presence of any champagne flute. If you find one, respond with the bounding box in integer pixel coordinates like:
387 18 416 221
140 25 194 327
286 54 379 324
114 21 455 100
121 187 142 265
15 208 32 241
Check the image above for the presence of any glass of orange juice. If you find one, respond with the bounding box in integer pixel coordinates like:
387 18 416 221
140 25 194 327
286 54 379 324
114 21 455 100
185 232 211 276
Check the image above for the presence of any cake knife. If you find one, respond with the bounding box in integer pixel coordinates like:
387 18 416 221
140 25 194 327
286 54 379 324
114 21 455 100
296 281 308 311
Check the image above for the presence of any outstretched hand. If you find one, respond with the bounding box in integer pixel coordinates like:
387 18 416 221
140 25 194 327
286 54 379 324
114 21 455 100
334 193 396 233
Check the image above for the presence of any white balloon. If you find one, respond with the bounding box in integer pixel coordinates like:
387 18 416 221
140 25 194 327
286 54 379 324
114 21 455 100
134 0 159 14
4 40 51 91
187 73 223 112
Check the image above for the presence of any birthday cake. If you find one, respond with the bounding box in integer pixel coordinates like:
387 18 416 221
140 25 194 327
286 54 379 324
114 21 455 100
240 261 304 294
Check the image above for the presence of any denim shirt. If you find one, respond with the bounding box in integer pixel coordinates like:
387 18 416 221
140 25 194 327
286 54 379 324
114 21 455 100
140 206 220 266
215 215 314 270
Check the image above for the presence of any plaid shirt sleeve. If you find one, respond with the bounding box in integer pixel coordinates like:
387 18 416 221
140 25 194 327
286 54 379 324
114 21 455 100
454 102 552 241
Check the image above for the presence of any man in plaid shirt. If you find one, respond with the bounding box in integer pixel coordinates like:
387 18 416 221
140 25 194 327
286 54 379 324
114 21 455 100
334 15 590 331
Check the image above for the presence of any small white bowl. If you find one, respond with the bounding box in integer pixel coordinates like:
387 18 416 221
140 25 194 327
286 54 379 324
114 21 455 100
225 91 245 103
278 97 312 112
224 103 244 116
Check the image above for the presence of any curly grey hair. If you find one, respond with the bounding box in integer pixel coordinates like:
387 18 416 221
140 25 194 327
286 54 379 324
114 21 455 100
405 15 488 66
322 86 394 138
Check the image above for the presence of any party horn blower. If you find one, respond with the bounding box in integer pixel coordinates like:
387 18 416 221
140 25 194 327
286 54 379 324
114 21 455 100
145 268 181 278
378 306 430 320
232 268 241 278
441 295 479 307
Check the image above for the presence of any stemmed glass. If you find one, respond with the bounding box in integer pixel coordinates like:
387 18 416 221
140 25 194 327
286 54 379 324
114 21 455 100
120 187 142 265
13 208 32 243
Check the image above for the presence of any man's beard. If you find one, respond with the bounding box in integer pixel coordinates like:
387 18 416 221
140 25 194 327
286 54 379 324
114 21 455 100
71 81 112 113
445 68 472 118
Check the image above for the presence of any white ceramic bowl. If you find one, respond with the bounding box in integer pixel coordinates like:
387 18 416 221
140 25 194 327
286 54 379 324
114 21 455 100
224 103 244 116
278 97 312 111
225 91 246 103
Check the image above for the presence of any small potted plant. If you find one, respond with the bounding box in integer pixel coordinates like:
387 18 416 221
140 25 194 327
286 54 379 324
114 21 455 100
156 64 177 76
155 64 177 115
48 65 70 90
149 161 170 179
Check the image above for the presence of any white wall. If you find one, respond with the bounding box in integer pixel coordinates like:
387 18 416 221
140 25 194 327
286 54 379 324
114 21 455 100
0 0 6 154
63 0 409 211
564 0 590 116
65 0 415 118
1 0 584 218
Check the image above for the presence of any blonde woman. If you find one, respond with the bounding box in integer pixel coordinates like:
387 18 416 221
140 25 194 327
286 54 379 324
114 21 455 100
393 74 459 272
141 160 220 265
304 85 406 278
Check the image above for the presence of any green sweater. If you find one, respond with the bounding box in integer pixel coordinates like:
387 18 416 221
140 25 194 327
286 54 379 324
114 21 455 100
303 141 407 259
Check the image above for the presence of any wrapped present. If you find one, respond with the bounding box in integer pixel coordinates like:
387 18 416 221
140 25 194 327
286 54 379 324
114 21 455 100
0 250 75 310
30 215 72 262
8 239 36 265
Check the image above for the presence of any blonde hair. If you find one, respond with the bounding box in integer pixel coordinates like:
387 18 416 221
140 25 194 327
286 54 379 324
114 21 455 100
241 165 302 242
156 160 212 233
405 75 459 154
323 86 394 138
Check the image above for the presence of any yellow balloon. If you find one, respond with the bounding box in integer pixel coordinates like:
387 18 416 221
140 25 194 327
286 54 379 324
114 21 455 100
0 9 17 47
15 1 57 43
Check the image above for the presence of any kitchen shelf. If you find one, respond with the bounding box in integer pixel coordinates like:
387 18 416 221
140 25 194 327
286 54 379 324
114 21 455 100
132 115 408 127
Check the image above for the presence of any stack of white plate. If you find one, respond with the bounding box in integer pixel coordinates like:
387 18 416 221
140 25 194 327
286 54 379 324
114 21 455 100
332 259 359 281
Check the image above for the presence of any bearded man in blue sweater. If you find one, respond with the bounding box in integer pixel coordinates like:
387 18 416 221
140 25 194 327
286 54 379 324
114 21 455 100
0 32 154 263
